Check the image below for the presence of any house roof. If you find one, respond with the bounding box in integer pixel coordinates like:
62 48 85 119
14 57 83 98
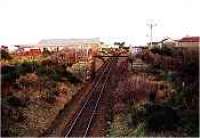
14 38 101 48
160 37 178 43
38 38 100 45
147 37 177 45
178 36 200 42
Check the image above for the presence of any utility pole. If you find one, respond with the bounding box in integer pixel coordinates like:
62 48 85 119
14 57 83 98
147 22 157 48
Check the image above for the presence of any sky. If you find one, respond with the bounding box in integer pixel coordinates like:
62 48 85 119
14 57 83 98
0 0 199 45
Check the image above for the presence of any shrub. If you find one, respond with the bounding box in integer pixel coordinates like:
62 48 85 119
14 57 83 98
16 73 39 89
56 82 70 95
181 112 199 136
151 46 175 57
113 103 127 114
129 123 145 136
144 104 179 131
15 61 38 75
50 71 61 81
41 58 56 66
1 49 12 60
21 61 34 73
45 91 57 104
36 64 48 75
7 96 27 107
42 48 51 57
64 71 81 84
1 65 17 82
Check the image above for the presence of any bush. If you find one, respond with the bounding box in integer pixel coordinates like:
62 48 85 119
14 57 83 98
151 46 175 57
7 96 27 107
180 61 198 76
144 104 179 131
16 73 39 89
15 61 38 75
181 112 199 137
36 64 48 75
51 71 61 81
64 71 81 84
46 91 57 104
113 103 127 114
56 82 70 95
1 49 12 60
42 48 51 57
129 123 145 136
1 65 17 82
20 61 34 73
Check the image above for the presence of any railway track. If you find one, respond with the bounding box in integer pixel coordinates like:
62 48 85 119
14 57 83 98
64 58 116 137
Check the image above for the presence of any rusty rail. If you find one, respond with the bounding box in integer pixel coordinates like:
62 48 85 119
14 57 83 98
64 58 115 137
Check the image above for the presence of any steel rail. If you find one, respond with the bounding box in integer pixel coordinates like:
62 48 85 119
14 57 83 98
64 59 112 137
83 59 113 136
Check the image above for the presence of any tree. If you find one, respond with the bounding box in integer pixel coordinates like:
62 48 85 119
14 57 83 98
1 49 12 60
114 42 125 47
42 48 51 57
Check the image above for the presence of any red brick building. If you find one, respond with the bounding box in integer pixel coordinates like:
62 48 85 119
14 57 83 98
178 36 200 48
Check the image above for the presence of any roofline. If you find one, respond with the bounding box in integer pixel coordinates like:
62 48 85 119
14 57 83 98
14 43 101 48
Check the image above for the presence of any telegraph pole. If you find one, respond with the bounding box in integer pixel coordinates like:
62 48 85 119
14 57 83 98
147 22 157 48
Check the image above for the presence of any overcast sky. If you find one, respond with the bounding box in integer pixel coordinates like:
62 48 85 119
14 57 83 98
0 0 199 45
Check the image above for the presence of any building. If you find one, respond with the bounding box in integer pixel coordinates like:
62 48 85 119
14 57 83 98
130 46 146 55
14 38 100 54
160 38 178 48
177 36 200 48
147 37 178 48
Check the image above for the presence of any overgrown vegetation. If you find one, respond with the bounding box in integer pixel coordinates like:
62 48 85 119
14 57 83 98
140 47 198 136
151 46 175 56
108 47 199 137
1 49 12 60
1 52 84 137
